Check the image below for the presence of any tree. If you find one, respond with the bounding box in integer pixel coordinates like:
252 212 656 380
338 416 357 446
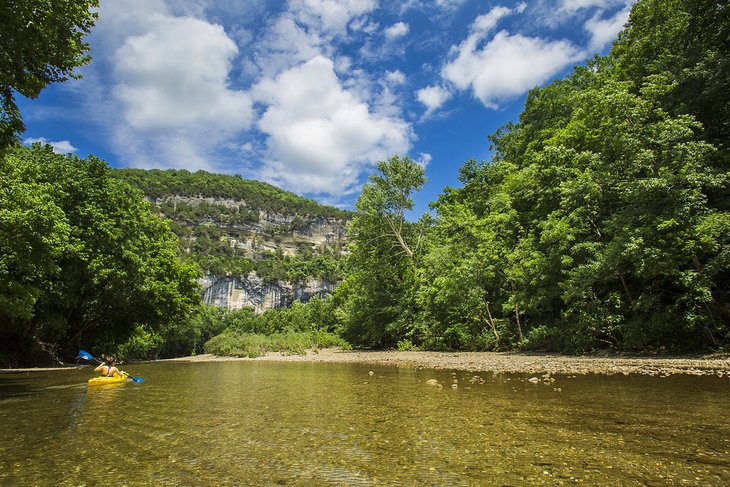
0 155 68 321
0 144 202 366
334 155 428 347
0 0 99 150
353 155 427 261
416 0 729 352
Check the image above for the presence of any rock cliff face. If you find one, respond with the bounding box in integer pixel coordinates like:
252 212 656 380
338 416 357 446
148 195 349 312
151 195 348 258
199 273 337 312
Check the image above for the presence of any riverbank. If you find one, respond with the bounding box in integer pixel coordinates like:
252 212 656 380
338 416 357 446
163 349 730 377
3 349 728 376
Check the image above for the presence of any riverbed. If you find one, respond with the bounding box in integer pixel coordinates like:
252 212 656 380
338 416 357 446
1 360 728 485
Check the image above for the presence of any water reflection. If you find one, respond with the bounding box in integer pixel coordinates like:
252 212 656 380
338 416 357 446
1 362 728 485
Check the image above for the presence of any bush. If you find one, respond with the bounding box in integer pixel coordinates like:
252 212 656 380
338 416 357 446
203 329 350 358
396 339 419 351
116 324 164 360
519 325 562 351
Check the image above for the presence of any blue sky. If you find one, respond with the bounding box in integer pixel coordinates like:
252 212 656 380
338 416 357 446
18 0 634 215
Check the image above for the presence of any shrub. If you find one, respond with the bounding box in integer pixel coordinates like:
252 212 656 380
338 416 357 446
204 329 350 358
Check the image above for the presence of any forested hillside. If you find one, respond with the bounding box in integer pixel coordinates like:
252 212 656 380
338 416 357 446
334 0 729 353
113 168 350 285
113 168 350 219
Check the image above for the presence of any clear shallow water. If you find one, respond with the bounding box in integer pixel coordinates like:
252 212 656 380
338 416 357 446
1 361 728 486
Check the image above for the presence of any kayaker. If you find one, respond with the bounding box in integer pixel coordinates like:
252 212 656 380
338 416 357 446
94 356 126 378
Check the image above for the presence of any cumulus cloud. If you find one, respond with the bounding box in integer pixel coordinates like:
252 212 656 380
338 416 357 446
24 137 78 154
584 4 632 51
430 0 468 12
442 4 584 108
539 0 634 29
112 15 253 132
385 21 410 39
252 56 412 195
416 85 451 116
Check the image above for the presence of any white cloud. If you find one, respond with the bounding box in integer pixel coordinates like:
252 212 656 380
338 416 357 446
253 14 325 77
416 152 432 168
112 14 253 132
288 0 378 36
349 16 380 34
416 85 451 116
470 6 513 34
434 0 468 11
253 56 412 195
584 4 632 51
560 0 627 14
385 21 409 39
385 70 406 85
540 0 634 29
94 0 170 50
442 4 584 108
24 137 78 154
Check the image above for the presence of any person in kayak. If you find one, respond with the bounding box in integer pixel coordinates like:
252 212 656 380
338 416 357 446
94 356 126 378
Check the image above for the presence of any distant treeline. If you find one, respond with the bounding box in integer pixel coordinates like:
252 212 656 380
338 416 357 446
113 168 350 220
0 144 347 366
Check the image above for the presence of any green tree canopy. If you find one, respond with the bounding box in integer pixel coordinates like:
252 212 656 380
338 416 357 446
335 155 428 347
418 0 729 352
0 0 98 150
0 144 201 366
337 0 728 353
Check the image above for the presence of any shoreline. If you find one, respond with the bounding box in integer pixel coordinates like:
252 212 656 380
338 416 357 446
161 349 730 377
3 349 729 376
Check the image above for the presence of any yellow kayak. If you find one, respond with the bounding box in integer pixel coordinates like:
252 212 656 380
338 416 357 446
88 374 128 386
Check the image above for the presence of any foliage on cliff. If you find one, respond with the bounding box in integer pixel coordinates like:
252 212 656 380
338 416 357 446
113 167 349 284
333 0 729 353
0 144 202 366
113 168 350 219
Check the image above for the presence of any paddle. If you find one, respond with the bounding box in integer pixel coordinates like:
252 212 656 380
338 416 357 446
78 349 144 383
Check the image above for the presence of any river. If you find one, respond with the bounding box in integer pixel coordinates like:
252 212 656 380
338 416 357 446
1 361 728 485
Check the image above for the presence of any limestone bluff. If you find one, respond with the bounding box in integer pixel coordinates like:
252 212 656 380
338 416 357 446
112 168 350 312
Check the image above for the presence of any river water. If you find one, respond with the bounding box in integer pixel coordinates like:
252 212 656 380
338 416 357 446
1 361 728 485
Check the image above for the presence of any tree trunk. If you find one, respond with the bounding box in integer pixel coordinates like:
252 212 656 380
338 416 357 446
485 301 500 343
514 301 524 342
511 282 524 342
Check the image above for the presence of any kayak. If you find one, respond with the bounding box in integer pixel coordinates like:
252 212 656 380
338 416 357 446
88 374 128 386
